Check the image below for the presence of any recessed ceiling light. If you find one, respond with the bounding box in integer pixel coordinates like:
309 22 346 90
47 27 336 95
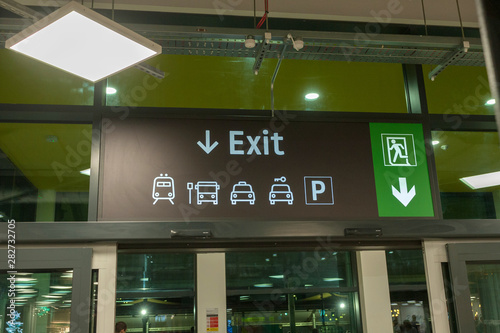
5 1 161 82
15 277 37 282
305 93 319 100
460 171 500 189
106 87 117 94
80 168 91 176
485 99 496 106
254 283 273 288
269 275 284 279
432 140 440 145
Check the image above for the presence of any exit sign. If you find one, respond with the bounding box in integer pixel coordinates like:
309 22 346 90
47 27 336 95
100 118 435 221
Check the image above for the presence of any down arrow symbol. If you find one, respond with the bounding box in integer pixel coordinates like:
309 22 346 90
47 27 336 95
392 177 416 207
197 130 219 154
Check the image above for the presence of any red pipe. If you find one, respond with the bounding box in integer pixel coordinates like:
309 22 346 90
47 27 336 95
256 0 269 29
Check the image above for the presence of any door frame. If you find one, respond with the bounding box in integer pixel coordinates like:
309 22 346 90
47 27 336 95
447 242 500 333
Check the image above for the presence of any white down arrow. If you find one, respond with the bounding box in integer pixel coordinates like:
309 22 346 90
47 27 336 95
392 177 416 207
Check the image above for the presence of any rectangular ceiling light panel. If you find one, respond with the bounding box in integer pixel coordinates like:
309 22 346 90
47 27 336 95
5 1 162 82
460 171 500 190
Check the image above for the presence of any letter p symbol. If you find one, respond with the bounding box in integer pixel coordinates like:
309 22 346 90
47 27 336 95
304 177 334 205
311 181 325 201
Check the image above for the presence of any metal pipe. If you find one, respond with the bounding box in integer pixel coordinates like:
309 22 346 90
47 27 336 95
271 42 287 118
421 0 428 36
253 0 256 28
455 0 465 39
265 0 269 30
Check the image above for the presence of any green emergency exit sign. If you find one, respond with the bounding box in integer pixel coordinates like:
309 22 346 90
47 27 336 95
370 123 435 217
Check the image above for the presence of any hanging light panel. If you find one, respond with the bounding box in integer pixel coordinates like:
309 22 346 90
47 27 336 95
5 1 162 82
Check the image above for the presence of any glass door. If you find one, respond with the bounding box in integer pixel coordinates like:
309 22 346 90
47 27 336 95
0 248 92 333
447 243 500 333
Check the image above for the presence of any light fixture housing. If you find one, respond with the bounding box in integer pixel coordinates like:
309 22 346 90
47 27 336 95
5 1 162 82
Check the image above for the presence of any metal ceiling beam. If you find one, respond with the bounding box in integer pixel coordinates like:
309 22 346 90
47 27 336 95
0 17 485 67
0 0 43 21
428 40 470 81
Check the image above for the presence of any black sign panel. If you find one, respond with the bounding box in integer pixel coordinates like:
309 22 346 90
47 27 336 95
100 118 378 221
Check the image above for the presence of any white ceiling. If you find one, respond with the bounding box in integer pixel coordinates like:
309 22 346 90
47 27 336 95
20 0 480 27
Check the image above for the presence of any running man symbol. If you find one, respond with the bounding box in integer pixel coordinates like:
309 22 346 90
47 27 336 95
389 139 408 164
382 134 417 167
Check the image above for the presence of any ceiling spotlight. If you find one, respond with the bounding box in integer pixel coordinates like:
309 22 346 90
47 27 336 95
141 309 147 315
432 140 440 145
292 37 304 51
305 93 319 100
485 99 496 106
106 87 117 94
79 168 91 176
5 1 162 82
245 35 256 49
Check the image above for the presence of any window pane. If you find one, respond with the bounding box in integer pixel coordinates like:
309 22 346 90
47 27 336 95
423 65 494 115
227 251 360 333
116 253 195 332
227 251 354 290
467 262 500 333
0 270 73 333
0 123 92 222
432 131 500 219
0 50 94 105
386 250 432 333
107 55 407 113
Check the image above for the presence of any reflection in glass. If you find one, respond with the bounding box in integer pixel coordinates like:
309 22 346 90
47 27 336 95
226 251 359 333
116 253 195 332
0 123 92 222
467 263 500 333
424 65 493 115
432 131 500 219
107 55 407 113
386 250 432 333
0 270 73 333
